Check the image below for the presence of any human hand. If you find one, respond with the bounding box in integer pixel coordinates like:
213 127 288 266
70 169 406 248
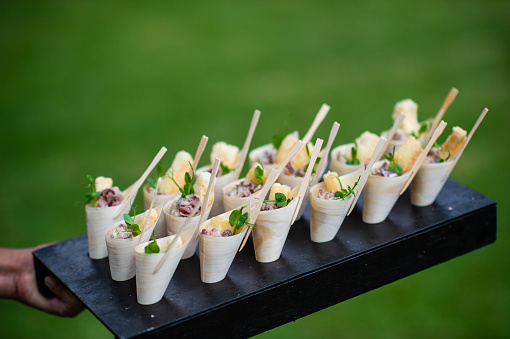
0 245 84 317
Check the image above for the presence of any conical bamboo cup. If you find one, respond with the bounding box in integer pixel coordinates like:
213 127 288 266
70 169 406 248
135 235 185 305
362 162 411 224
410 160 451 206
277 173 312 221
198 208 249 284
198 166 235 218
163 194 213 259
309 168 363 243
330 143 365 176
105 206 162 281
142 184 174 238
248 143 276 167
222 178 263 212
85 186 136 259
252 199 299 263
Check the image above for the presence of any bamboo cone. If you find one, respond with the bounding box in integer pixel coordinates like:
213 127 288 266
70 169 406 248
222 178 263 212
105 206 162 281
252 199 299 263
410 161 451 206
277 172 311 221
198 205 250 283
135 235 186 305
142 184 174 238
309 168 363 243
198 166 235 218
163 194 213 259
330 143 365 176
362 161 411 224
248 144 276 168
85 185 137 259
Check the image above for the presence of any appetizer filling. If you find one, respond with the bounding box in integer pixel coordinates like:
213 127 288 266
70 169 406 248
211 141 240 175
372 162 401 177
201 206 250 237
318 171 360 200
157 151 193 195
227 180 262 198
284 162 306 177
171 194 201 217
336 131 380 165
261 183 292 211
96 187 123 207
424 126 466 164
107 223 135 239
259 150 276 165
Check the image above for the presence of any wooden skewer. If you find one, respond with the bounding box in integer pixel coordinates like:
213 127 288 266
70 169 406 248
399 121 447 195
302 104 330 145
378 113 406 161
421 87 459 145
291 138 324 225
114 147 168 218
153 202 201 275
347 137 388 216
193 158 221 239
442 108 488 181
192 135 209 172
238 168 280 252
313 122 340 185
138 177 163 245
235 110 261 180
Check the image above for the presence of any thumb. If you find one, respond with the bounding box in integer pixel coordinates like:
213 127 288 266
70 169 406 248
44 276 84 317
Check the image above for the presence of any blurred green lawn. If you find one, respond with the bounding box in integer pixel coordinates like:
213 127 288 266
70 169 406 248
1 1 508 338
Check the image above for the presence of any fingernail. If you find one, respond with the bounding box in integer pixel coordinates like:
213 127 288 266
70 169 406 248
45 276 57 290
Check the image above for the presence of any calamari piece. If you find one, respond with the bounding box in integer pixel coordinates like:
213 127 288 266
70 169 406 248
394 136 422 174
323 171 342 192
290 142 313 170
211 142 239 170
194 171 213 206
355 132 380 164
393 99 420 135
440 126 467 159
275 132 299 165
268 182 291 201
95 176 113 192
159 151 193 195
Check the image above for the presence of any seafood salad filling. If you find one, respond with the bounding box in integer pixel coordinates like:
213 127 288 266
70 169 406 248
201 206 250 237
171 194 202 217
317 171 360 200
227 180 262 198
260 183 293 211
86 176 123 207
336 131 380 166
373 136 422 177
424 126 466 164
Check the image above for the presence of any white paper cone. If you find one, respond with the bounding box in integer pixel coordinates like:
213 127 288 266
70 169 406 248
309 168 362 242
199 210 248 283
410 161 451 206
105 206 162 281
135 235 186 305
362 171 411 224
330 143 365 176
142 184 174 238
252 200 298 263
163 195 213 259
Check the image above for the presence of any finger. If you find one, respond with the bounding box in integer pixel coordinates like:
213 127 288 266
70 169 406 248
44 276 84 317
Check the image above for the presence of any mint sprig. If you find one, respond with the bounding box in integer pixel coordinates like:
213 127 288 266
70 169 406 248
144 232 160 253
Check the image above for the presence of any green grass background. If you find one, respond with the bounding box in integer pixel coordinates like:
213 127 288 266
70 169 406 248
1 1 508 337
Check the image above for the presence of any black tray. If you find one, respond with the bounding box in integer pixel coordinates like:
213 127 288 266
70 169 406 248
33 179 497 339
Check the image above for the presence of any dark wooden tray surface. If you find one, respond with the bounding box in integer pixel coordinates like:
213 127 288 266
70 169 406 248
33 179 497 338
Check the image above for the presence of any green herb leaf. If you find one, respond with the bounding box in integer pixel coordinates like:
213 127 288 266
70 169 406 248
345 142 360 165
168 161 196 198
272 128 288 150
147 161 164 189
334 175 360 200
254 164 265 184
229 206 250 235
383 146 402 175
219 161 233 175
124 214 134 225
85 175 101 205
144 232 160 253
